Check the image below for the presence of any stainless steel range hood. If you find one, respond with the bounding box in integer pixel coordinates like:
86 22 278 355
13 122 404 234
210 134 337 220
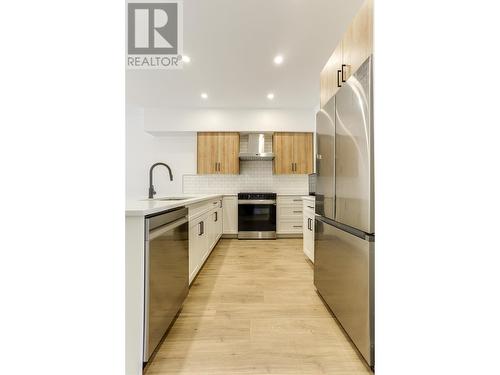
239 133 274 160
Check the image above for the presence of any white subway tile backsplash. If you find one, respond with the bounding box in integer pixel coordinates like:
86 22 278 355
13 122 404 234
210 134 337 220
183 161 308 195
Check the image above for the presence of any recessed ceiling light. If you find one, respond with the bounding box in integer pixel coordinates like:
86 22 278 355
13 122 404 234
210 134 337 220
182 55 191 63
267 93 275 100
201 92 208 99
273 55 284 65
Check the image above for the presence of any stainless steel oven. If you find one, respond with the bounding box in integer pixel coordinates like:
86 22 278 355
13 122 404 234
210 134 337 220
237 192 277 239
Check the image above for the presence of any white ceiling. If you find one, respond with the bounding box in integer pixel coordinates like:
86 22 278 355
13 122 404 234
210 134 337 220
126 0 363 109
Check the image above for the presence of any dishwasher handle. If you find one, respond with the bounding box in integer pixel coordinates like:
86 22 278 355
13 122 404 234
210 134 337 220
148 217 188 240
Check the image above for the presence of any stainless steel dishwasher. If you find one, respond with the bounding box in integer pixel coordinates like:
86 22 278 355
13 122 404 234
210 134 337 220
143 207 189 363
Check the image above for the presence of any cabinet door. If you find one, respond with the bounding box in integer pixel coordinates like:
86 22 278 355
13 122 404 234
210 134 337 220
189 219 203 284
320 42 343 108
197 132 219 174
218 132 240 174
342 0 373 81
203 216 213 259
215 208 223 239
210 210 218 249
303 213 310 253
307 214 314 262
222 196 238 234
293 133 313 174
273 132 294 174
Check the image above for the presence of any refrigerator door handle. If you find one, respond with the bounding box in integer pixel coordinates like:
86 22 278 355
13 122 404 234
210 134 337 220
315 215 374 242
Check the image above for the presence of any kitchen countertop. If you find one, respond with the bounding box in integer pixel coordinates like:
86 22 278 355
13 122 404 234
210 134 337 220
126 194 222 217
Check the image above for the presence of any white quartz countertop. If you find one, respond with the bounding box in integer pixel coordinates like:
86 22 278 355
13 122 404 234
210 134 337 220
126 194 222 217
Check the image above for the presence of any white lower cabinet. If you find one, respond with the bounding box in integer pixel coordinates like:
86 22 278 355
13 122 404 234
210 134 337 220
302 199 315 262
189 217 201 283
277 196 303 236
222 196 238 235
188 198 223 285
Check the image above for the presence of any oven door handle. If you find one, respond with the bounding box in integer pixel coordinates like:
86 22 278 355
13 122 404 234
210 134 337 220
238 199 276 205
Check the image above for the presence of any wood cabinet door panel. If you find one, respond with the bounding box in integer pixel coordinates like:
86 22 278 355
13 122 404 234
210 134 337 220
320 42 343 108
219 132 240 174
273 132 294 174
342 0 373 80
293 133 313 174
197 132 219 174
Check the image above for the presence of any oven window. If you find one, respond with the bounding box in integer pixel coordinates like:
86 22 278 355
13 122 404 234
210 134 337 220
238 204 276 232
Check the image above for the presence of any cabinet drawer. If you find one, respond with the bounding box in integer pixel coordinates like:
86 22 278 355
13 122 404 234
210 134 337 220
189 197 222 220
277 196 303 205
279 206 303 218
303 201 315 216
278 220 303 233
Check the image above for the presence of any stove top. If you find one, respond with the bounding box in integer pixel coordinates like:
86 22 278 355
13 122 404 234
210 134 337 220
238 192 277 200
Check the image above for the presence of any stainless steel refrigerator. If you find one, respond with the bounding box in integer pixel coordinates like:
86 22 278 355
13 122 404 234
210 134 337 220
314 56 374 368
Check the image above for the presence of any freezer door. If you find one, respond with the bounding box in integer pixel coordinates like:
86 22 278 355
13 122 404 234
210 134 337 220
314 216 374 367
315 96 336 220
334 56 374 234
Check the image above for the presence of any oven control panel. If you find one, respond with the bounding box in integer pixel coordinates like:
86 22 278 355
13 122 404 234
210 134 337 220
238 192 277 200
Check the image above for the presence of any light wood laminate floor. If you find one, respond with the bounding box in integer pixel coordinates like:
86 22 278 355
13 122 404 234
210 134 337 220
145 239 372 375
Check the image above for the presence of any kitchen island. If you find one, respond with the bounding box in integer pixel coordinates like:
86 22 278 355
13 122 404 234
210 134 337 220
126 194 222 375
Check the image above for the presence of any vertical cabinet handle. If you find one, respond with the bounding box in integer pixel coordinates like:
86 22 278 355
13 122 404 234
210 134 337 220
337 69 342 87
341 64 348 82
198 221 203 236
214 211 218 222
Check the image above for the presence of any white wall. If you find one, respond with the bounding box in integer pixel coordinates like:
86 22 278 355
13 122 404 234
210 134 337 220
144 108 315 133
126 107 197 200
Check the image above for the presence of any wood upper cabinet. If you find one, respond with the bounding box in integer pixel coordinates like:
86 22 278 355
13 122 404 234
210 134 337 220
320 0 373 107
320 41 343 108
218 132 240 174
342 0 373 82
293 133 314 174
273 132 313 175
197 132 219 174
273 132 294 174
197 132 239 174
